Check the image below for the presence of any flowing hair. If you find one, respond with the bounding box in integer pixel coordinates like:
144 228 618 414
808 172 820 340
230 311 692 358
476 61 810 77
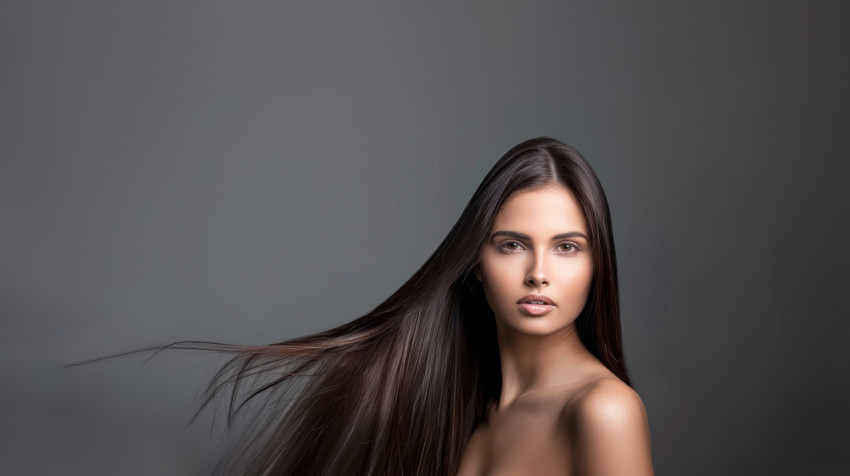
145 137 628 474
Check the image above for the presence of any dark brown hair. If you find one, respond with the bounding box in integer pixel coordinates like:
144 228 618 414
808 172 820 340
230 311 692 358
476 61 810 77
164 137 628 474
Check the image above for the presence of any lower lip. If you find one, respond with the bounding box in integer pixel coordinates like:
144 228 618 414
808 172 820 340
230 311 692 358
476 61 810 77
518 303 555 316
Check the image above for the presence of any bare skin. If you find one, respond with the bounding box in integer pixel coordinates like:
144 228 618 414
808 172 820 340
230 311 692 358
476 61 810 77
456 185 653 476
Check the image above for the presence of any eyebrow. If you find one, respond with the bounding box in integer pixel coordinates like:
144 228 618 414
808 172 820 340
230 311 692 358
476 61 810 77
489 230 590 242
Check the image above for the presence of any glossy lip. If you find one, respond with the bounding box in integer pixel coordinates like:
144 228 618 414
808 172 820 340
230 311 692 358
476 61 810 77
516 294 556 317
516 294 556 306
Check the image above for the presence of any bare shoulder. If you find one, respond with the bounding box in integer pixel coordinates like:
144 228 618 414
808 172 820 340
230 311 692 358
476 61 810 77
564 378 647 426
561 378 654 476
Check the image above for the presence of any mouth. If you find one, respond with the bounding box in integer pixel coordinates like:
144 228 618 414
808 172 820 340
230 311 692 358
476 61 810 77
517 294 556 316
517 294 555 306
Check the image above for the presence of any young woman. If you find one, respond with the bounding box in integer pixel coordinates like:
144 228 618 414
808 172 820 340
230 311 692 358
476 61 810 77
175 137 653 475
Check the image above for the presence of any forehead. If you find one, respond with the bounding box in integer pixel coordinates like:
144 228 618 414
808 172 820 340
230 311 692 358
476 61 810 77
492 185 588 235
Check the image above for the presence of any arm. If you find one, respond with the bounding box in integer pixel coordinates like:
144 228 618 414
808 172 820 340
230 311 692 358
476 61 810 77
565 379 654 476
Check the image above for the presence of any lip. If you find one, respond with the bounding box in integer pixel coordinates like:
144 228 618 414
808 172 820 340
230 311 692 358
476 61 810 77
517 294 556 316
517 294 555 306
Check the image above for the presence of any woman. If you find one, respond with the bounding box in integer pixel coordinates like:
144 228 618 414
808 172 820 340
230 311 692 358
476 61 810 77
175 137 653 475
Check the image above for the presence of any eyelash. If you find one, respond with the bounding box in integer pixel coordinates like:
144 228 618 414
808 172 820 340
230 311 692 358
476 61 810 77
497 241 581 254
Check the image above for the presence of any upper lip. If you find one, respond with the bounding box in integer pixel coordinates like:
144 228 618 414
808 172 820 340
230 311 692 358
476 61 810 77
517 294 555 306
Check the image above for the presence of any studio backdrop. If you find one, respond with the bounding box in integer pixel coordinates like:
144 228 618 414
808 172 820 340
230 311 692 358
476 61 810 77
2 1 848 474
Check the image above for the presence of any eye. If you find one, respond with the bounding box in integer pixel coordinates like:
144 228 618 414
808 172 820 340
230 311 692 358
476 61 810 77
557 242 580 254
497 241 524 253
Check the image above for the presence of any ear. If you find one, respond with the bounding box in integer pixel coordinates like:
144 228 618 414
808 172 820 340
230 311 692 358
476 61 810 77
473 264 482 282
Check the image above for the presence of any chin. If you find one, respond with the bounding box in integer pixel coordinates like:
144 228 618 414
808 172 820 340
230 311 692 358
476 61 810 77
499 317 577 338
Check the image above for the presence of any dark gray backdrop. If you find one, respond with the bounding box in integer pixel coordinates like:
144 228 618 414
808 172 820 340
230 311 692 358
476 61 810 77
2 1 848 474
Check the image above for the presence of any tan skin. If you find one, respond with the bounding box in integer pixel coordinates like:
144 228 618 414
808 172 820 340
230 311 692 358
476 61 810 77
456 185 654 476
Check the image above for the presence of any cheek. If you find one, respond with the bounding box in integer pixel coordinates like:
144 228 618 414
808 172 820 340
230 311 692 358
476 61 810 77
555 262 594 313
477 260 516 308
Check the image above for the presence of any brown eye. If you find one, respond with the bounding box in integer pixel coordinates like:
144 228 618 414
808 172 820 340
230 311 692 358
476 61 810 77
558 243 579 253
498 241 523 253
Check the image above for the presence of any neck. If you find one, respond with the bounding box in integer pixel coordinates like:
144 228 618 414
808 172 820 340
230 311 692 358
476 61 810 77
495 322 597 410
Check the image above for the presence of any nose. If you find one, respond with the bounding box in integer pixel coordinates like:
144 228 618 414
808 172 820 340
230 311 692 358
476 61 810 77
525 252 549 288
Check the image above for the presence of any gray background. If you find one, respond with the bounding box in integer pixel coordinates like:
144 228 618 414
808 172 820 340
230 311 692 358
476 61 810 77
2 1 848 474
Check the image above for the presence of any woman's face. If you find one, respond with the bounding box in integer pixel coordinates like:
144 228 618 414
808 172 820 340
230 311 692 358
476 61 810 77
475 184 593 338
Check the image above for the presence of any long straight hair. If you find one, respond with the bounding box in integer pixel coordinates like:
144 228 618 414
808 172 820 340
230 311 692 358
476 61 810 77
178 137 628 475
